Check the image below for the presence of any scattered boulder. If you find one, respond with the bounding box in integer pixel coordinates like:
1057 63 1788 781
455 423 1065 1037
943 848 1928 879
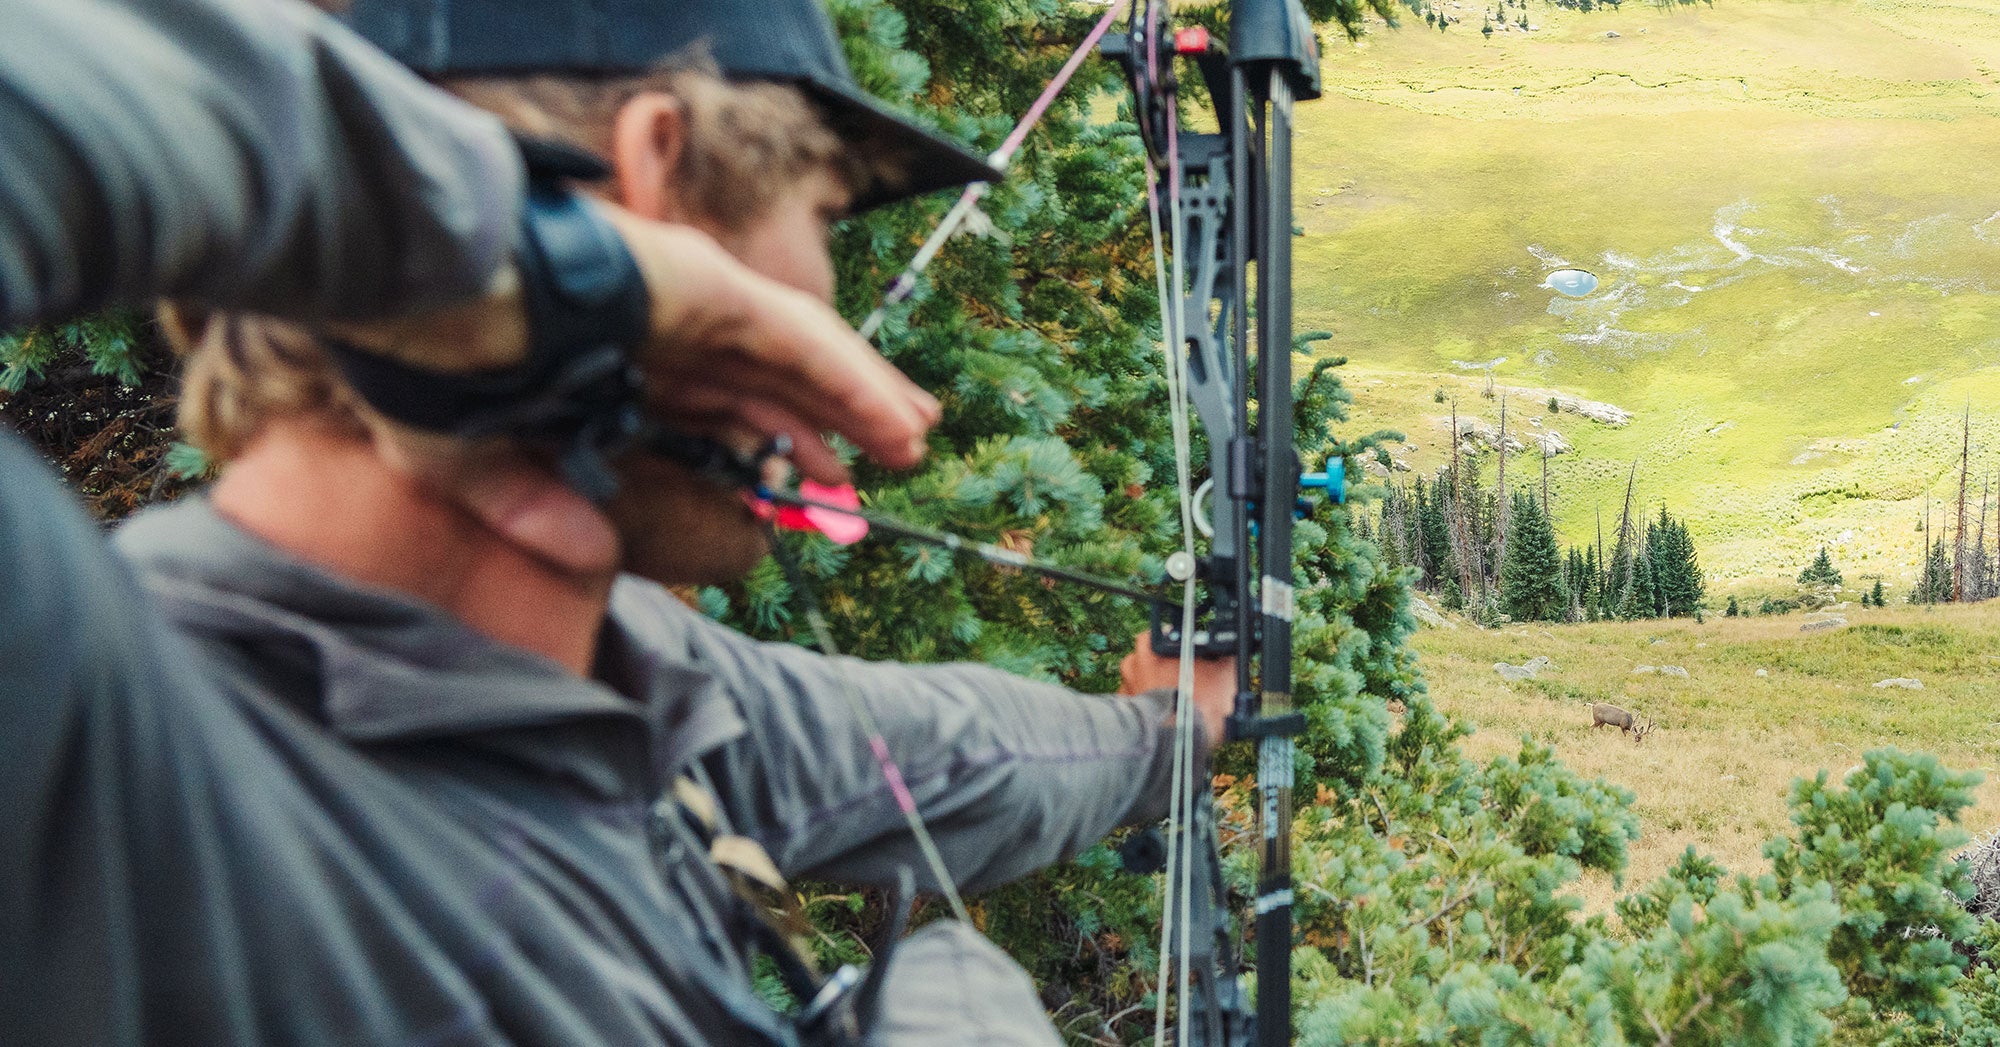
1441 416 1531 456
1755 668 1769 677
1631 665 1656 675
1605 29 1621 37
1873 677 1923 690
1494 655 1558 682
1495 385 1634 427
1719 774 1739 783
1658 665 1690 679
1801 616 1847 633
1410 595 1456 630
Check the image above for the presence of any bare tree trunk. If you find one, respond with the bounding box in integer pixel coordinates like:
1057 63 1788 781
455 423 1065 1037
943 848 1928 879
1616 462 1638 560
1610 463 1638 607
1978 475 1992 601
1955 406 1971 601
1596 506 1604 581
1448 401 1477 602
1923 490 1932 603
1495 397 1509 574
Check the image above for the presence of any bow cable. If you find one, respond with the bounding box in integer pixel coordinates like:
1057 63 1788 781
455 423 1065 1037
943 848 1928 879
1124 0 1211 1039
856 4 1126 341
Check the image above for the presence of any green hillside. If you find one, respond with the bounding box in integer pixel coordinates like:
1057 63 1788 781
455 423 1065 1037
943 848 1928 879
1298 0 2000 591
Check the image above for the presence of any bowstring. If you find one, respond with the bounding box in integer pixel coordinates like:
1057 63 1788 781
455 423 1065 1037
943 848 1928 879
1132 0 1208 1041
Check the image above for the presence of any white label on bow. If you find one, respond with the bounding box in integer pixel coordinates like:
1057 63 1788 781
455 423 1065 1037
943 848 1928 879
1260 579 1296 622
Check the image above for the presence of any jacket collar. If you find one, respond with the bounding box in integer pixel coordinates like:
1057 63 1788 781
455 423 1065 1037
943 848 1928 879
115 497 745 789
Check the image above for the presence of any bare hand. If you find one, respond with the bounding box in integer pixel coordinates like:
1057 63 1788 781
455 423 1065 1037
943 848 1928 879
603 207 939 483
1119 633 1234 745
333 206 942 575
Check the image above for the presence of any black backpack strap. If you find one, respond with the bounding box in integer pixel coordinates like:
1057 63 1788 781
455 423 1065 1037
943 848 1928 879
324 136 651 502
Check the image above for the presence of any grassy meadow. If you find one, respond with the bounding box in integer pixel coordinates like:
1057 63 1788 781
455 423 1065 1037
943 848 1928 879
1408 598 2000 912
1297 0 2000 590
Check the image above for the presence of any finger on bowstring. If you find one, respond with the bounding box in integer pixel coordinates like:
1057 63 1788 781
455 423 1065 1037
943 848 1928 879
653 352 933 472
733 401 854 487
656 381 911 481
634 393 852 486
606 207 937 469
704 291 937 467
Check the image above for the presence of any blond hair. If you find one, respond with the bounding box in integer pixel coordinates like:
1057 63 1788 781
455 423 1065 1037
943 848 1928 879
171 67 858 461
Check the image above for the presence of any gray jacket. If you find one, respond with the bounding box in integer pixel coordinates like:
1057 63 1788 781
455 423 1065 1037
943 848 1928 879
0 0 521 325
0 461 1176 1045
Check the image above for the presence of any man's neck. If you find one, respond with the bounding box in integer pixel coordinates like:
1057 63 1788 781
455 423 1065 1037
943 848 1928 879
211 421 613 674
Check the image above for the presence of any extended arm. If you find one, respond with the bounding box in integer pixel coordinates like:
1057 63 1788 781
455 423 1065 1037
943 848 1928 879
615 579 1195 894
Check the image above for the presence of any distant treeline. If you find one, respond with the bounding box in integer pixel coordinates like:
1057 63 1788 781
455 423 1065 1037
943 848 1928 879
1364 445 1704 624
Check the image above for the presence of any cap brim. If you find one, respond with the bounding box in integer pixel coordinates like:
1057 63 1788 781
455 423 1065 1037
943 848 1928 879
800 82 1005 213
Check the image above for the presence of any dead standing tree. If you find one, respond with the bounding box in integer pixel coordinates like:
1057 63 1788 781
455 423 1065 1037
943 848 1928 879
1955 406 1971 602
1447 400 1481 604
1495 396 1509 574
1607 462 1639 605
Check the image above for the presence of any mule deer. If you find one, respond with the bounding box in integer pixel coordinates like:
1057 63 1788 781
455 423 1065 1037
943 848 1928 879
1590 703 1636 734
1632 718 1656 745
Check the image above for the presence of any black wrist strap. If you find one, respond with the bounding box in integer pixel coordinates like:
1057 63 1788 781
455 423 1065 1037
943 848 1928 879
324 137 651 502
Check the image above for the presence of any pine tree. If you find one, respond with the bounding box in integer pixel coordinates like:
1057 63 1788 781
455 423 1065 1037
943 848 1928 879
1417 476 1456 592
1620 543 1661 619
1955 406 1972 601
1494 398 1509 575
1798 546 1842 588
1868 579 1886 607
1649 505 1705 617
1500 491 1566 621
1581 541 1601 612
1725 594 1741 617
1912 538 1953 604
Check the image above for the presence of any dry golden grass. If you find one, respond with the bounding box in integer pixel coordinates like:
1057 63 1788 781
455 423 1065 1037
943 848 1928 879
1412 599 2000 912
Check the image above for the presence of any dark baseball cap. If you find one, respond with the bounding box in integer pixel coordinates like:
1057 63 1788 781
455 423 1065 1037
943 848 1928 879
346 0 1004 211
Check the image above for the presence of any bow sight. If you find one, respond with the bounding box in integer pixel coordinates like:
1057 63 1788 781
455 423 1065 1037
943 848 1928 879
1103 2 1325 1044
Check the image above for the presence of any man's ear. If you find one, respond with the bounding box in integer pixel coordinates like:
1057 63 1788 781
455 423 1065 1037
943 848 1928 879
611 92 690 222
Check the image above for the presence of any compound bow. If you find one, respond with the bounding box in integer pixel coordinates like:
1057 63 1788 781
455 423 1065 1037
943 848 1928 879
765 4 1333 1044
1105 3 1324 1045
